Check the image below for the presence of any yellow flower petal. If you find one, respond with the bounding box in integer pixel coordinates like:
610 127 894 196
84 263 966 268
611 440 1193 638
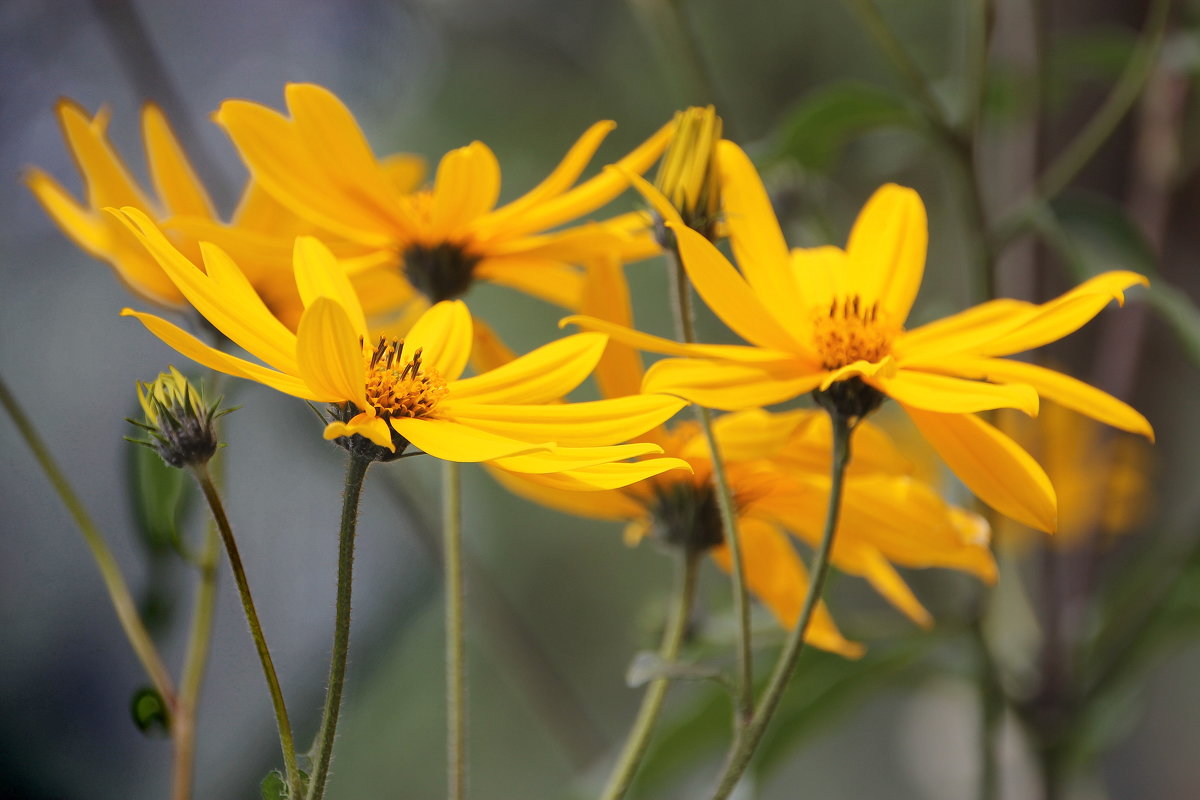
818 357 897 391
845 183 927 323
680 408 810 462
491 443 667 474
894 299 1034 361
869 369 1039 416
430 141 501 238
669 222 802 353
121 309 325 400
561 315 798 363
643 357 824 411
581 257 644 399
295 297 367 407
914 356 1154 440
449 332 608 404
390 417 551 462
484 463 644 520
716 141 803 319
56 98 151 210
496 458 692 491
790 245 852 314
141 104 214 219
25 168 111 258
842 544 933 628
292 236 369 339
324 415 394 450
473 257 586 310
904 407 1057 532
401 300 473 381
978 271 1149 356
443 395 688 447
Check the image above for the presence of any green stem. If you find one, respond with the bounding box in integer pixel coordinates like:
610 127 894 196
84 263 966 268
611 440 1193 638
664 246 754 722
599 551 700 800
444 460 467 800
708 412 854 800
0 374 176 705
306 455 370 800
171 522 220 800
192 463 300 798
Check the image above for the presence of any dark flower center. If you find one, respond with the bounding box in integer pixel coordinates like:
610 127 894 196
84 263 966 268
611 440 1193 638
403 243 480 303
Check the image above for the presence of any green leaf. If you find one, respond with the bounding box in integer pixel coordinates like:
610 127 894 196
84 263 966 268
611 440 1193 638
130 686 170 736
774 82 924 172
260 770 287 800
127 431 194 558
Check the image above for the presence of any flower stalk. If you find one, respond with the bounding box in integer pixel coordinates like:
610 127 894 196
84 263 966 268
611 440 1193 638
599 549 700 800
444 459 467 800
306 454 370 800
191 462 301 798
708 410 856 799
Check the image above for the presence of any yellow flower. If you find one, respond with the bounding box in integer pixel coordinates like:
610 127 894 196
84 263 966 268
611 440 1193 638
653 105 723 240
566 143 1154 532
26 99 414 327
493 261 995 655
997 403 1151 550
113 208 690 486
214 83 670 311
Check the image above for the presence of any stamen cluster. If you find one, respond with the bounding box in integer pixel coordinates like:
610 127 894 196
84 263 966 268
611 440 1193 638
812 295 895 369
364 337 448 420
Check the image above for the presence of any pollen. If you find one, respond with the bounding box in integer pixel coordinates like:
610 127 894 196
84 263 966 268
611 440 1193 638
363 336 448 420
811 295 896 369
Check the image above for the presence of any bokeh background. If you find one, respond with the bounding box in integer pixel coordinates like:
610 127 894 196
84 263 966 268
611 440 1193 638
3 1 1200 798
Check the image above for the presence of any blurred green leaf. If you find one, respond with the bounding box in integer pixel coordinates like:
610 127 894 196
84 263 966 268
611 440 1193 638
774 82 924 172
127 431 194 558
260 770 287 800
130 686 170 736
1049 28 1138 99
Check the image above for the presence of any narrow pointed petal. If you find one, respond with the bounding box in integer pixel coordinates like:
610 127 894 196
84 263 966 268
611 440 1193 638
904 407 1057 532
450 332 607 404
443 395 688 447
913 356 1154 440
894 299 1033 360
292 236 369 339
390 417 551 462
497 457 691 491
681 408 810 462
491 443 667 474
25 169 110 256
295 298 367 407
484 463 644 520
850 545 933 628
711 519 865 658
122 309 325 400
430 142 501 237
716 141 803 316
56 99 151 209
401 300 473 381
870 369 1039 416
643 357 822 411
142 104 214 219
561 315 798 363
669 222 802 353
978 271 1149 356
581 258 644 399
846 184 927 322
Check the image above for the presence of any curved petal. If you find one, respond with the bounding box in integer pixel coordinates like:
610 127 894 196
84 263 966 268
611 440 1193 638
121 309 325 400
912 356 1153 440
894 299 1034 360
430 141 501 238
25 169 111 257
324 414 394 450
296 297 367 407
484 463 644 520
561 314 798 363
451 332 607 404
870 369 1039 416
496 457 692 491
56 99 151 210
680 408 811 462
142 104 214 219
491 442 666 474
845 184 927 323
819 357 897 391
670 222 802 353
402 300 473 381
840 543 933 628
292 236 369 338
474 257 586 310
904 406 1057 532
643 357 822 411
443 394 689 447
581 257 644 398
391 416 551 462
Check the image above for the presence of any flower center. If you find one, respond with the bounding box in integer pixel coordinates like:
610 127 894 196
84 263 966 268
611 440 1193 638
402 243 480 303
811 295 896 369
646 481 727 555
364 336 448 420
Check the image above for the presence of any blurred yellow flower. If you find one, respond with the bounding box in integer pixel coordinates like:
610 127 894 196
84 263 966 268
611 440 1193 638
114 208 689 487
494 261 995 655
998 403 1151 550
215 83 669 312
26 99 412 328
567 143 1154 532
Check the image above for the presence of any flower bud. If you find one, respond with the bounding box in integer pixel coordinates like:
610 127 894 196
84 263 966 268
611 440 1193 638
128 367 228 468
653 105 723 243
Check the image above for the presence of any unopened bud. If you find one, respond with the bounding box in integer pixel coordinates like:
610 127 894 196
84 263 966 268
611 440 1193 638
127 367 228 468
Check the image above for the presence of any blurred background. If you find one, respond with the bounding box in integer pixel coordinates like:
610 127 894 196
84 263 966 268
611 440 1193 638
3 0 1200 798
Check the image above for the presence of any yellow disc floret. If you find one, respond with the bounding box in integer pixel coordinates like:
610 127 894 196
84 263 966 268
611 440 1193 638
364 336 448 420
812 295 897 369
